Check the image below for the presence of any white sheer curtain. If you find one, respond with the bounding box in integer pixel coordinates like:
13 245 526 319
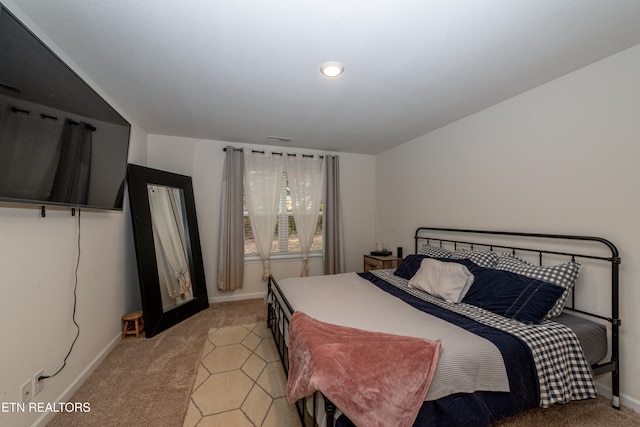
287 155 324 276
244 153 285 280
147 184 192 299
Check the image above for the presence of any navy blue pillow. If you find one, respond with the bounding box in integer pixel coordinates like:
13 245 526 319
462 266 565 324
394 255 564 323
394 254 431 279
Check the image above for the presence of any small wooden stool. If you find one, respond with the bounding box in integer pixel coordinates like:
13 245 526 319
122 310 144 339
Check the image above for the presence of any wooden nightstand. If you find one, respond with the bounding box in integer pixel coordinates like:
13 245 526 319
364 254 403 272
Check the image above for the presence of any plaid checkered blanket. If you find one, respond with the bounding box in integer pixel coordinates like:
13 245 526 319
369 269 597 407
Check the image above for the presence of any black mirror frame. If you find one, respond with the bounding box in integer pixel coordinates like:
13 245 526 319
127 164 209 337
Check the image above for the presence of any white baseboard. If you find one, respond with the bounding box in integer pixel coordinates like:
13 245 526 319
32 332 121 427
596 379 640 414
209 291 267 304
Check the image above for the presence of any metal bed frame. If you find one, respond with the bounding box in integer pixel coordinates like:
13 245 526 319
268 276 332 426
267 226 622 427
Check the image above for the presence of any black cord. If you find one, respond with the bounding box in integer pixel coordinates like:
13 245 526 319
39 209 82 382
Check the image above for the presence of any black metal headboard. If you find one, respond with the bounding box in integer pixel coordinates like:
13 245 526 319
414 226 621 408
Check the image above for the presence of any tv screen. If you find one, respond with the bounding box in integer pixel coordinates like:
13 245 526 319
0 5 131 211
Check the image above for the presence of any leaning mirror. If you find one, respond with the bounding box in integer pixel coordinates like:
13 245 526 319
127 164 209 337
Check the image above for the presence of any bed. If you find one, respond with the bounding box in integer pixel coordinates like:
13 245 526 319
266 227 621 427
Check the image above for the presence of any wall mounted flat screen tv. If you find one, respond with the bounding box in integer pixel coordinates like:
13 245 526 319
0 5 131 211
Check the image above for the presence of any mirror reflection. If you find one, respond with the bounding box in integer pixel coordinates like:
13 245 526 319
128 164 208 337
147 184 194 312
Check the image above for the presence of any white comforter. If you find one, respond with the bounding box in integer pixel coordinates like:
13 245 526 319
277 272 509 401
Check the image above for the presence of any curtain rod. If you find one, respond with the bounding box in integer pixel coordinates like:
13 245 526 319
67 119 97 131
223 146 324 159
10 107 96 130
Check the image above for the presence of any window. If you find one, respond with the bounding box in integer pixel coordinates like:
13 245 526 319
244 171 323 256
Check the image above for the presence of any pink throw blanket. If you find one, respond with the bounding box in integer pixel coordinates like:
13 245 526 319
286 312 442 427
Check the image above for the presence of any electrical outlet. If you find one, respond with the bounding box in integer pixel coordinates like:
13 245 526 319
20 379 32 403
33 369 44 397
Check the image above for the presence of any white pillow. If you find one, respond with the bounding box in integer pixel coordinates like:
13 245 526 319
408 258 475 303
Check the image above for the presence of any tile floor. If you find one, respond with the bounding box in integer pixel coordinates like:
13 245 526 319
182 321 301 427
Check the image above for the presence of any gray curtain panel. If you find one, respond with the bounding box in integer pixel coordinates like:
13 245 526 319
0 106 64 200
217 146 245 291
323 155 345 275
50 119 93 205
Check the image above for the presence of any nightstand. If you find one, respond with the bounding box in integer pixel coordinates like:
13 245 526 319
364 254 403 272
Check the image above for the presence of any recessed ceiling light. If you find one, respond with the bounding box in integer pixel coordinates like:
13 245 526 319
320 62 344 78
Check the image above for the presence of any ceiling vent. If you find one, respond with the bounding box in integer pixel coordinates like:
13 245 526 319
267 136 292 143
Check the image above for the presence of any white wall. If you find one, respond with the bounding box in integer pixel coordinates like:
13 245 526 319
0 132 146 427
147 135 376 301
0 3 148 426
376 43 640 410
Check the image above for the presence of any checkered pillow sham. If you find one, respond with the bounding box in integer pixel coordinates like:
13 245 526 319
420 244 452 258
495 254 580 318
449 249 500 268
421 245 500 268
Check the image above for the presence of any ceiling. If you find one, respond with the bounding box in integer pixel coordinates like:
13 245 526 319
8 0 640 155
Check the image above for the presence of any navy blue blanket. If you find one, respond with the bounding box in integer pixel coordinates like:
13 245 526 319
336 272 540 427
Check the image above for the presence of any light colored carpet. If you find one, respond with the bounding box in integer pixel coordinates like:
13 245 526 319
497 395 640 427
47 298 640 426
48 299 267 427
